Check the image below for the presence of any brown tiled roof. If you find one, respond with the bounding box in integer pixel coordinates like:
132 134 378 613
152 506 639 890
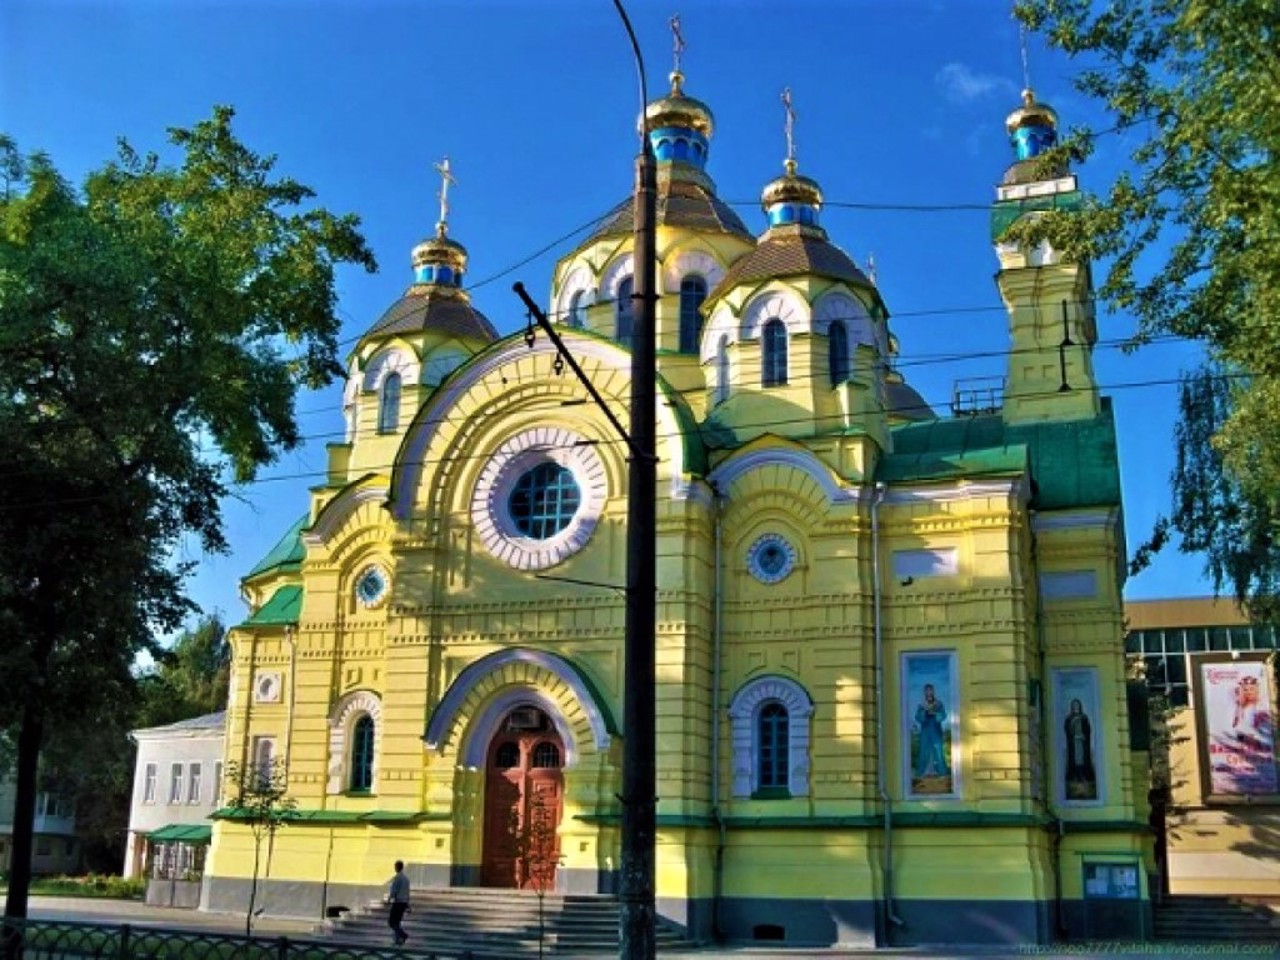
586 178 752 244
366 289 499 342
708 229 871 299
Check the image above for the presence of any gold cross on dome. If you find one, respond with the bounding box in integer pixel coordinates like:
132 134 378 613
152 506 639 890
670 15 686 76
781 88 797 166
434 156 457 231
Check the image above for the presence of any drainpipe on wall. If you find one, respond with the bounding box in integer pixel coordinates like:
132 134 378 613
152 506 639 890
709 484 727 941
872 481 904 936
284 625 297 766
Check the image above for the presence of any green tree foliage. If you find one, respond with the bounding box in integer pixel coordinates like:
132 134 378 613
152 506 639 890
0 107 374 914
1013 1 1280 614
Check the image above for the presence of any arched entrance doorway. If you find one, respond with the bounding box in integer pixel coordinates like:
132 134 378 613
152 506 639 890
481 706 564 889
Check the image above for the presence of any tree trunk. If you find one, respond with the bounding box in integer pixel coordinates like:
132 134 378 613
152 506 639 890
4 698 47 919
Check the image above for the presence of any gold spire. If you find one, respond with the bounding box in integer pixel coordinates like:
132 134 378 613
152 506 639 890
644 16 713 137
670 14 686 90
782 87 797 174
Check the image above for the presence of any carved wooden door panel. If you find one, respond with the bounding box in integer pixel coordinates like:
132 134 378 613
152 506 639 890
480 709 564 889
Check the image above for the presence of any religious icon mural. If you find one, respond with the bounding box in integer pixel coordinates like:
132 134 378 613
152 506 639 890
1196 655 1278 798
901 651 958 797
1052 667 1101 804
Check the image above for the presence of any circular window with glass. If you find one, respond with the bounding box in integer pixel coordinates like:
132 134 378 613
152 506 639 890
747 533 797 584
472 427 608 570
353 563 391 608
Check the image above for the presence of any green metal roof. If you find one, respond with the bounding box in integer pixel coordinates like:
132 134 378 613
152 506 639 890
242 585 303 627
885 401 1121 509
148 823 212 843
245 514 307 579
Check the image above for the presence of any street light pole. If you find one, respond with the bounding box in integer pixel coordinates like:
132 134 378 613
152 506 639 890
609 4 658 958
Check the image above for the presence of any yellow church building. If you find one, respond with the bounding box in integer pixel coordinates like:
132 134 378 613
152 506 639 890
202 64 1153 948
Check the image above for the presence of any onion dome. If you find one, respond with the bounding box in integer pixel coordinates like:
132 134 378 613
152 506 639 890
645 71 714 170
886 369 936 422
1006 88 1058 160
411 223 468 287
761 158 823 229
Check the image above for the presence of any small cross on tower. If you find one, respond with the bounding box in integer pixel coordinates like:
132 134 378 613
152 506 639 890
670 15 686 78
434 156 457 235
781 88 797 172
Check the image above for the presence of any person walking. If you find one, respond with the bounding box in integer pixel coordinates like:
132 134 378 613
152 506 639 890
387 860 411 946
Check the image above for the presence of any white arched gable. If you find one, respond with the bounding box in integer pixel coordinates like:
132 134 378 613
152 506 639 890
303 482 389 546
708 447 863 504
741 290 808 341
391 338 695 519
813 291 875 346
662 248 726 294
599 253 635 302
362 347 419 393
327 689 383 795
554 264 597 325
700 303 738 364
727 674 814 798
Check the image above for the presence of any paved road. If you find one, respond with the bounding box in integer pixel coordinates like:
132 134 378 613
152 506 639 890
17 897 1279 960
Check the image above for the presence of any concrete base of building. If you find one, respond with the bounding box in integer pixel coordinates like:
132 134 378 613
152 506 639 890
202 876 383 922
146 879 203 909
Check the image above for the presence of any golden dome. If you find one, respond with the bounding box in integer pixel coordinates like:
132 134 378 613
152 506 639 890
411 224 468 275
761 159 823 210
644 71 714 137
1006 88 1058 136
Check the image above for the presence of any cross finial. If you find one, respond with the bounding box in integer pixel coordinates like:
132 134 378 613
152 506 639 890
433 156 457 235
670 15 686 77
1018 20 1033 93
867 252 878 287
781 88 797 173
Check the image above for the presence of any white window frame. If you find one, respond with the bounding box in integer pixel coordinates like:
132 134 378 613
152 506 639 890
187 762 202 805
143 763 157 804
727 675 814 798
168 763 184 805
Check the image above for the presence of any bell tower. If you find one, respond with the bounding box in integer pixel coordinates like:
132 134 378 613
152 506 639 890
991 90 1099 425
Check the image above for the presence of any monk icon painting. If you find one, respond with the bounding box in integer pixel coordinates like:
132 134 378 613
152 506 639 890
902 652 957 796
1063 698 1097 800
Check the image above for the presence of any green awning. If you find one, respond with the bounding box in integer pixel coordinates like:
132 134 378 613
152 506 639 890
242 585 303 626
149 823 212 843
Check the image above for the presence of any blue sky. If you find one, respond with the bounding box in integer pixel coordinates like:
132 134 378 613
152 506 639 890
2 0 1213 627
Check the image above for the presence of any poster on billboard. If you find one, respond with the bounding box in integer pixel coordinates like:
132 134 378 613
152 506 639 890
1194 654 1278 800
1052 667 1104 806
901 650 959 798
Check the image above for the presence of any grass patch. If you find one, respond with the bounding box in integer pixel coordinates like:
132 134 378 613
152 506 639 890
4 874 147 900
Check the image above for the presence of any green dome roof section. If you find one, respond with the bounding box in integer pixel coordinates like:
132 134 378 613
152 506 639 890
244 514 307 580
241 584 303 627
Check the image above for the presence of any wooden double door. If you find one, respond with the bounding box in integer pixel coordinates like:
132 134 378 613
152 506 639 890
481 707 564 889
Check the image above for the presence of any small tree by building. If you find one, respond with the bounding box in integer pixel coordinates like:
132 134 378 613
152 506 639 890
223 758 297 936
505 792 562 959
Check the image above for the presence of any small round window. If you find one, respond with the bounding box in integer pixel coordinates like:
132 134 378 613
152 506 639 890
508 462 582 539
354 564 390 608
747 534 797 584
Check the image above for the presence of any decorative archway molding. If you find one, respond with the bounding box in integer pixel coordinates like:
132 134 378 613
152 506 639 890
424 648 616 762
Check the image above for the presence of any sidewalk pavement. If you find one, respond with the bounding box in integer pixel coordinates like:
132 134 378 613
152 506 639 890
19 897 1280 960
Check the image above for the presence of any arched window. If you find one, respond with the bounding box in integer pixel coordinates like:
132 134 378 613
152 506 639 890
762 318 788 387
758 702 790 789
715 336 730 405
616 277 634 348
678 276 707 354
828 320 850 385
495 743 520 769
378 372 401 433
567 290 586 328
532 742 562 769
349 715 375 792
728 675 814 798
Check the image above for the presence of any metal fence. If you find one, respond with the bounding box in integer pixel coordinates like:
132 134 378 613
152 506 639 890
0 918 467 960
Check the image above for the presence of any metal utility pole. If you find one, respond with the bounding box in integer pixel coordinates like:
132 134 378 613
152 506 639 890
609 5 658 958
